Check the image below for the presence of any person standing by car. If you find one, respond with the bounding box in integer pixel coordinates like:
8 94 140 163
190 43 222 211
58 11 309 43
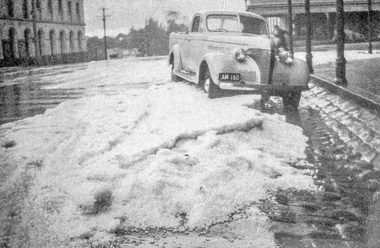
273 25 289 52
272 25 293 64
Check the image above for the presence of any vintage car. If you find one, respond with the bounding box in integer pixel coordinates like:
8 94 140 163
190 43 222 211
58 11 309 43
168 10 310 109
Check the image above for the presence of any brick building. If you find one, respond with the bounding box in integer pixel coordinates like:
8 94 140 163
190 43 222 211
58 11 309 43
247 0 380 41
0 0 87 67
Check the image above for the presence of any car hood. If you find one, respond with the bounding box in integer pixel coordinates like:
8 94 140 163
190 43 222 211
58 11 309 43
204 33 273 50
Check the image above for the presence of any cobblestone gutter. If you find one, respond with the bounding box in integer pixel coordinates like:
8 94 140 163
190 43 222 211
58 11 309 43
283 82 380 248
304 82 380 168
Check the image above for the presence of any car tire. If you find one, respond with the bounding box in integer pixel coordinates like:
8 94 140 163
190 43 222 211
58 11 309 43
204 67 220 99
170 57 181 82
282 91 301 110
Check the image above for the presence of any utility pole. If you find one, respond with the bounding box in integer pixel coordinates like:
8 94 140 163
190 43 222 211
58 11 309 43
368 0 373 54
334 0 347 86
305 0 313 74
287 0 294 59
102 8 109 60
31 0 40 63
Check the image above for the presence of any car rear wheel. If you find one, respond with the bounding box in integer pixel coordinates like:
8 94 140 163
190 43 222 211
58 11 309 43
171 64 181 82
204 68 220 99
170 55 181 82
282 91 301 110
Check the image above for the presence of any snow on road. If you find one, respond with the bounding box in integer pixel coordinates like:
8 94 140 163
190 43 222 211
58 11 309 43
0 58 315 247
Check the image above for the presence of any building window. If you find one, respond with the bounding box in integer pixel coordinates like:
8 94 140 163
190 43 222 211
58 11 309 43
68 1 72 21
23 0 29 19
36 0 42 18
38 29 44 56
76 3 81 22
4 28 17 59
48 0 53 19
60 31 65 54
49 30 55 55
7 0 15 18
69 31 74 52
24 29 32 57
58 0 62 12
78 31 83 51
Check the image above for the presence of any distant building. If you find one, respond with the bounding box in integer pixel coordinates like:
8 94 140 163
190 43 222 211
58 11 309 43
0 0 87 67
247 0 380 41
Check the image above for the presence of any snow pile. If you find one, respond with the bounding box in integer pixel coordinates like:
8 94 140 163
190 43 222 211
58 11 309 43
1 79 314 246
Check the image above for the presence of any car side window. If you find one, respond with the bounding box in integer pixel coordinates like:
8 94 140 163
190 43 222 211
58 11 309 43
192 16 201 32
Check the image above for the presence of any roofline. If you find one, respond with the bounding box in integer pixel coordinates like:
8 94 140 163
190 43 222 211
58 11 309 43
194 10 265 20
246 1 380 15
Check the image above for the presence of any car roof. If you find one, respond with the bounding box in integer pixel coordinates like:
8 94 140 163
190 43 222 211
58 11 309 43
195 10 265 20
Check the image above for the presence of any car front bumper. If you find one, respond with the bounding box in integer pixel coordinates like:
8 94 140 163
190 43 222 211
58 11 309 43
219 82 309 92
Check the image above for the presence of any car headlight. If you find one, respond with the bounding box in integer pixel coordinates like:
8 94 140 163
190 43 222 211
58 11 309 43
234 48 247 62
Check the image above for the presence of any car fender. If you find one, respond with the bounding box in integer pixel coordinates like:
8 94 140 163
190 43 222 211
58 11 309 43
198 52 261 85
169 44 182 73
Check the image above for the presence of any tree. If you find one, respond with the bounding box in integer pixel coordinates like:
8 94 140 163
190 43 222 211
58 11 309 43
86 12 189 60
166 11 188 34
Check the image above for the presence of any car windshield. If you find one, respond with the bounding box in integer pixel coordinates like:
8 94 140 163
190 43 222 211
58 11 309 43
206 14 267 35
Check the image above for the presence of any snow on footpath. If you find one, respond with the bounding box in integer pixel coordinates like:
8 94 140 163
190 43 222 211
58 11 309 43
294 49 380 66
0 58 315 247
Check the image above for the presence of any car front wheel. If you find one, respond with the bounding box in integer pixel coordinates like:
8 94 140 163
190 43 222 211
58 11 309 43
204 68 220 99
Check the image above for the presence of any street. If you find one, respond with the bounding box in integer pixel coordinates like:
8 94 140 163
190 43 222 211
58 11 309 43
1 56 380 248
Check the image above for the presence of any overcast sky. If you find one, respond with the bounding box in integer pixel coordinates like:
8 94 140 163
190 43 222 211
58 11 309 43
84 0 246 37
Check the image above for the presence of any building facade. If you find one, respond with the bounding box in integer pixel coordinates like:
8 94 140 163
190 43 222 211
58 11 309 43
247 0 380 41
0 0 87 67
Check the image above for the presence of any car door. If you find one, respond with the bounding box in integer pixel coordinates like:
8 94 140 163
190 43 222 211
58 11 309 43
186 15 205 73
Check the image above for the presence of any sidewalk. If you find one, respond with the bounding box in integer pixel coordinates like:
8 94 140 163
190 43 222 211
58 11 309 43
294 42 380 114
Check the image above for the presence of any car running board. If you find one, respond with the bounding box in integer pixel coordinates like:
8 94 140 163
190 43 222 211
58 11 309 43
176 70 197 83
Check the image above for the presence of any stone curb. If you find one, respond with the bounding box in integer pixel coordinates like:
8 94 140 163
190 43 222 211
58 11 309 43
311 75 380 115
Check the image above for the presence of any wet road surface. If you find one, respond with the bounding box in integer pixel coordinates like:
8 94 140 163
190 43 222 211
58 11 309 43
0 58 162 125
0 64 86 125
1 59 380 247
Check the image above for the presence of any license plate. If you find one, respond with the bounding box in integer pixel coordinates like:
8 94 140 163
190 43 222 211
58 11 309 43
219 73 240 82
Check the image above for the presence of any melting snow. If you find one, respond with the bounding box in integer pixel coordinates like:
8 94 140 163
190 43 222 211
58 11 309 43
0 59 315 247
